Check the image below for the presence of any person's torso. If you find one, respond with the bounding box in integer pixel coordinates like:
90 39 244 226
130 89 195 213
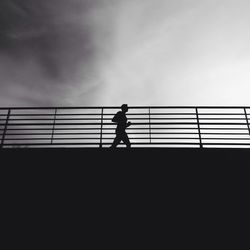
116 112 127 131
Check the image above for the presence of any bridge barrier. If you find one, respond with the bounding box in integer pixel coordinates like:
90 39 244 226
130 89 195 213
1 106 250 148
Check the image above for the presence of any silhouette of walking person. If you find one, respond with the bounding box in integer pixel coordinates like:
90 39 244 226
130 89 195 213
111 104 131 148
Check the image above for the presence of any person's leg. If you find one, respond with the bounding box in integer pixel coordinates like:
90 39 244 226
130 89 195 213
111 134 122 148
122 133 131 148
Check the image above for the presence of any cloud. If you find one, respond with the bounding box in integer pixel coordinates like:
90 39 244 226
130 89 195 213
0 0 102 106
95 0 250 106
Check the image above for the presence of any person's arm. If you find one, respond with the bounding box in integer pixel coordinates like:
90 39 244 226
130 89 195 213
126 121 131 127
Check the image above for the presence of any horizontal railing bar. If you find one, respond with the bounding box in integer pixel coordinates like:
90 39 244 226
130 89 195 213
4 132 105 135
0 106 132 110
64 112 247 116
2 144 249 148
1 112 249 116
147 118 249 120
3 118 103 121
6 113 195 117
4 142 250 147
0 117 203 121
4 132 201 136
6 123 102 126
198 128 248 130
4 138 101 141
4 122 250 126
3 132 250 137
198 113 248 116
3 142 201 146
2 128 103 131
2 127 249 132
4 113 102 117
147 137 249 140
198 118 247 120
199 132 250 135
127 113 196 116
3 116 249 121
7 118 249 121
3 127 246 131
0 128 199 132
5 138 53 141
0 114 55 116
3 143 249 147
132 127 249 130
3 117 239 122
129 113 196 116
0 114 56 117
3 112 248 116
54 113 197 116
3 143 103 146
5 137 250 141
147 106 250 109
94 131 248 134
5 132 102 136
2 143 250 148
4 137 201 141
149 113 248 116
1 106 250 110
200 138 250 140
1 113 249 117
150 122 248 125
1 115 248 121
202 143 250 145
1 112 195 117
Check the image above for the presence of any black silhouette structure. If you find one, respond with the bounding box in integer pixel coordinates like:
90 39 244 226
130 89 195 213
110 104 131 148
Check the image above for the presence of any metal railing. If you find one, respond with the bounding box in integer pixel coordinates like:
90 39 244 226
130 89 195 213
1 106 250 148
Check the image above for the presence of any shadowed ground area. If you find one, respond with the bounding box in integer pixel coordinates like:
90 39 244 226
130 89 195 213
1 147 249 168
1 147 249 248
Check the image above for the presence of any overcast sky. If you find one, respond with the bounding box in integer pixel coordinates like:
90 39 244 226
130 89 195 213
0 0 250 107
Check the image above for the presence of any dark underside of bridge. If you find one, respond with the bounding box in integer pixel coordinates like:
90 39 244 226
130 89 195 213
2 147 249 210
1 147 249 247
1 147 249 167
2 147 249 195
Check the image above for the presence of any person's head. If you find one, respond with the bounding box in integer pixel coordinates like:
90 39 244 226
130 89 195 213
121 104 128 113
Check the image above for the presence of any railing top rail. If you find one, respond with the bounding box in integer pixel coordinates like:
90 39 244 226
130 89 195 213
1 106 250 110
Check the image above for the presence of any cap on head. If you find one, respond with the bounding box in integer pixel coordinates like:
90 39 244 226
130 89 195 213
121 104 128 112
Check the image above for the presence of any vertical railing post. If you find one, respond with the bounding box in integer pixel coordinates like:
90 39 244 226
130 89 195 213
196 108 203 148
243 108 250 136
149 107 152 144
51 108 57 145
99 107 104 148
1 109 11 149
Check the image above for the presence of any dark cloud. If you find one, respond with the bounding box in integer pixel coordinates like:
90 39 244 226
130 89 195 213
0 0 101 105
0 0 97 77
